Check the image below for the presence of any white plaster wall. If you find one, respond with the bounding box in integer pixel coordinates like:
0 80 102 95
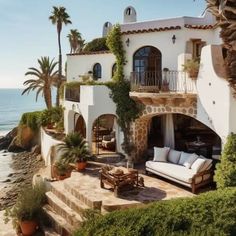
64 85 124 153
40 128 63 166
67 54 116 82
122 28 217 78
196 45 236 143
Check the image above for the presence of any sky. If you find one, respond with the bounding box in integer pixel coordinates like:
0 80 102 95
0 0 206 88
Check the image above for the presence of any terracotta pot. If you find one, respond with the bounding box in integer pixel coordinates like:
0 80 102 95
20 220 38 236
76 161 87 171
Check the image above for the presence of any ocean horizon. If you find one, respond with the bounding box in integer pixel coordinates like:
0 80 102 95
0 88 53 135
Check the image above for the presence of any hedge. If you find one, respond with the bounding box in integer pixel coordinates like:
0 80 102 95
83 38 109 52
74 188 236 236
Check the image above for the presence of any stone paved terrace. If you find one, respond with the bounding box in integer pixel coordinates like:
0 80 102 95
63 163 194 212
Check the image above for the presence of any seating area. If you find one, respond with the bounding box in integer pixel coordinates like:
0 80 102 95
146 147 213 193
101 132 116 151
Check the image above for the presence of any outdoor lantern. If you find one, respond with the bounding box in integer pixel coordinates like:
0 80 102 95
125 38 130 47
172 35 176 44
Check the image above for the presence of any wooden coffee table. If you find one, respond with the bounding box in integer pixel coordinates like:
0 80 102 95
100 168 144 197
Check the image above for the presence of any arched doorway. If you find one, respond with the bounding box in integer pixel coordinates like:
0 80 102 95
147 114 221 159
91 114 117 155
74 114 86 138
133 46 162 87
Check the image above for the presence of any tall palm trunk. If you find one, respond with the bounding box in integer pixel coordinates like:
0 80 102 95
44 83 52 109
57 28 62 107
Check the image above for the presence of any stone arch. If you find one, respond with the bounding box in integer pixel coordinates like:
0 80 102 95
131 102 222 162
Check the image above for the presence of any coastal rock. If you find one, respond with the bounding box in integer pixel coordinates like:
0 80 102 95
0 150 44 210
31 145 41 154
0 127 18 150
8 137 24 152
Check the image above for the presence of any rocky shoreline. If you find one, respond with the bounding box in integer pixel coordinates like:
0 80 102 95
0 150 44 210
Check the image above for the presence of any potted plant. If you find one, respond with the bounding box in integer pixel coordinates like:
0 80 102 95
53 159 71 180
182 59 200 79
4 184 46 236
57 132 90 171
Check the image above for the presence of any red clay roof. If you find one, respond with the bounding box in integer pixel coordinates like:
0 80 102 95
67 50 111 56
121 26 182 35
184 24 214 29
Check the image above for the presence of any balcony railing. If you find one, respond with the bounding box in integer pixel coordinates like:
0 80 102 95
130 70 196 93
65 87 80 102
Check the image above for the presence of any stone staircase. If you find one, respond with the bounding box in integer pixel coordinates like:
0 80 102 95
44 176 102 236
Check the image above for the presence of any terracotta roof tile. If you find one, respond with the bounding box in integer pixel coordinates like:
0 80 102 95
67 50 111 56
121 26 181 35
184 24 213 29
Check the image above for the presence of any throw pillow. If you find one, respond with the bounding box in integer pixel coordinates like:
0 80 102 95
153 147 170 162
191 158 206 173
178 152 192 165
183 153 199 169
168 149 181 164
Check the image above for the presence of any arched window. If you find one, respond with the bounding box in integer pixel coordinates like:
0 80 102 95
112 63 117 77
133 46 162 73
93 63 102 80
133 46 162 87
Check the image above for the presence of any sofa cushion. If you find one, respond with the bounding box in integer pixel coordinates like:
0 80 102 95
178 152 192 166
153 147 170 162
199 155 213 172
167 149 181 164
191 158 206 173
183 153 199 169
146 161 196 183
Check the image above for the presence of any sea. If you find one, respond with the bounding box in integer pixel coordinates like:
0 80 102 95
0 89 48 190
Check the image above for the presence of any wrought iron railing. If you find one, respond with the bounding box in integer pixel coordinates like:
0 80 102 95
130 70 196 93
65 87 80 102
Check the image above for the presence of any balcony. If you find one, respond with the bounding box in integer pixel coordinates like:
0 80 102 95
65 87 80 102
130 70 197 106
130 70 196 93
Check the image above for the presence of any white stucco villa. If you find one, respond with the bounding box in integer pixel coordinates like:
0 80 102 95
62 6 236 163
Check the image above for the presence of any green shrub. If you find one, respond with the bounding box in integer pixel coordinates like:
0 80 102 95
83 38 109 52
20 111 43 131
74 188 236 236
214 133 236 188
41 106 64 129
4 184 46 229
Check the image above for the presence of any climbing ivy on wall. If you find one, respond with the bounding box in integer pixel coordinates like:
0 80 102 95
106 24 125 83
106 24 143 157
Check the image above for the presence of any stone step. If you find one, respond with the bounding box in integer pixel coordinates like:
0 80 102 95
43 205 75 236
46 191 83 228
51 181 90 215
64 180 102 210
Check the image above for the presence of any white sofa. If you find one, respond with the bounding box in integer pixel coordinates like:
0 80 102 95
145 147 213 193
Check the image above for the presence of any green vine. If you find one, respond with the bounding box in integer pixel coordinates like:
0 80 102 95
106 25 142 157
106 24 125 83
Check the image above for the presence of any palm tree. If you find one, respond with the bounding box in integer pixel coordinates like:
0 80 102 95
206 0 236 94
67 29 84 54
49 6 72 107
22 57 58 109
57 132 90 164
